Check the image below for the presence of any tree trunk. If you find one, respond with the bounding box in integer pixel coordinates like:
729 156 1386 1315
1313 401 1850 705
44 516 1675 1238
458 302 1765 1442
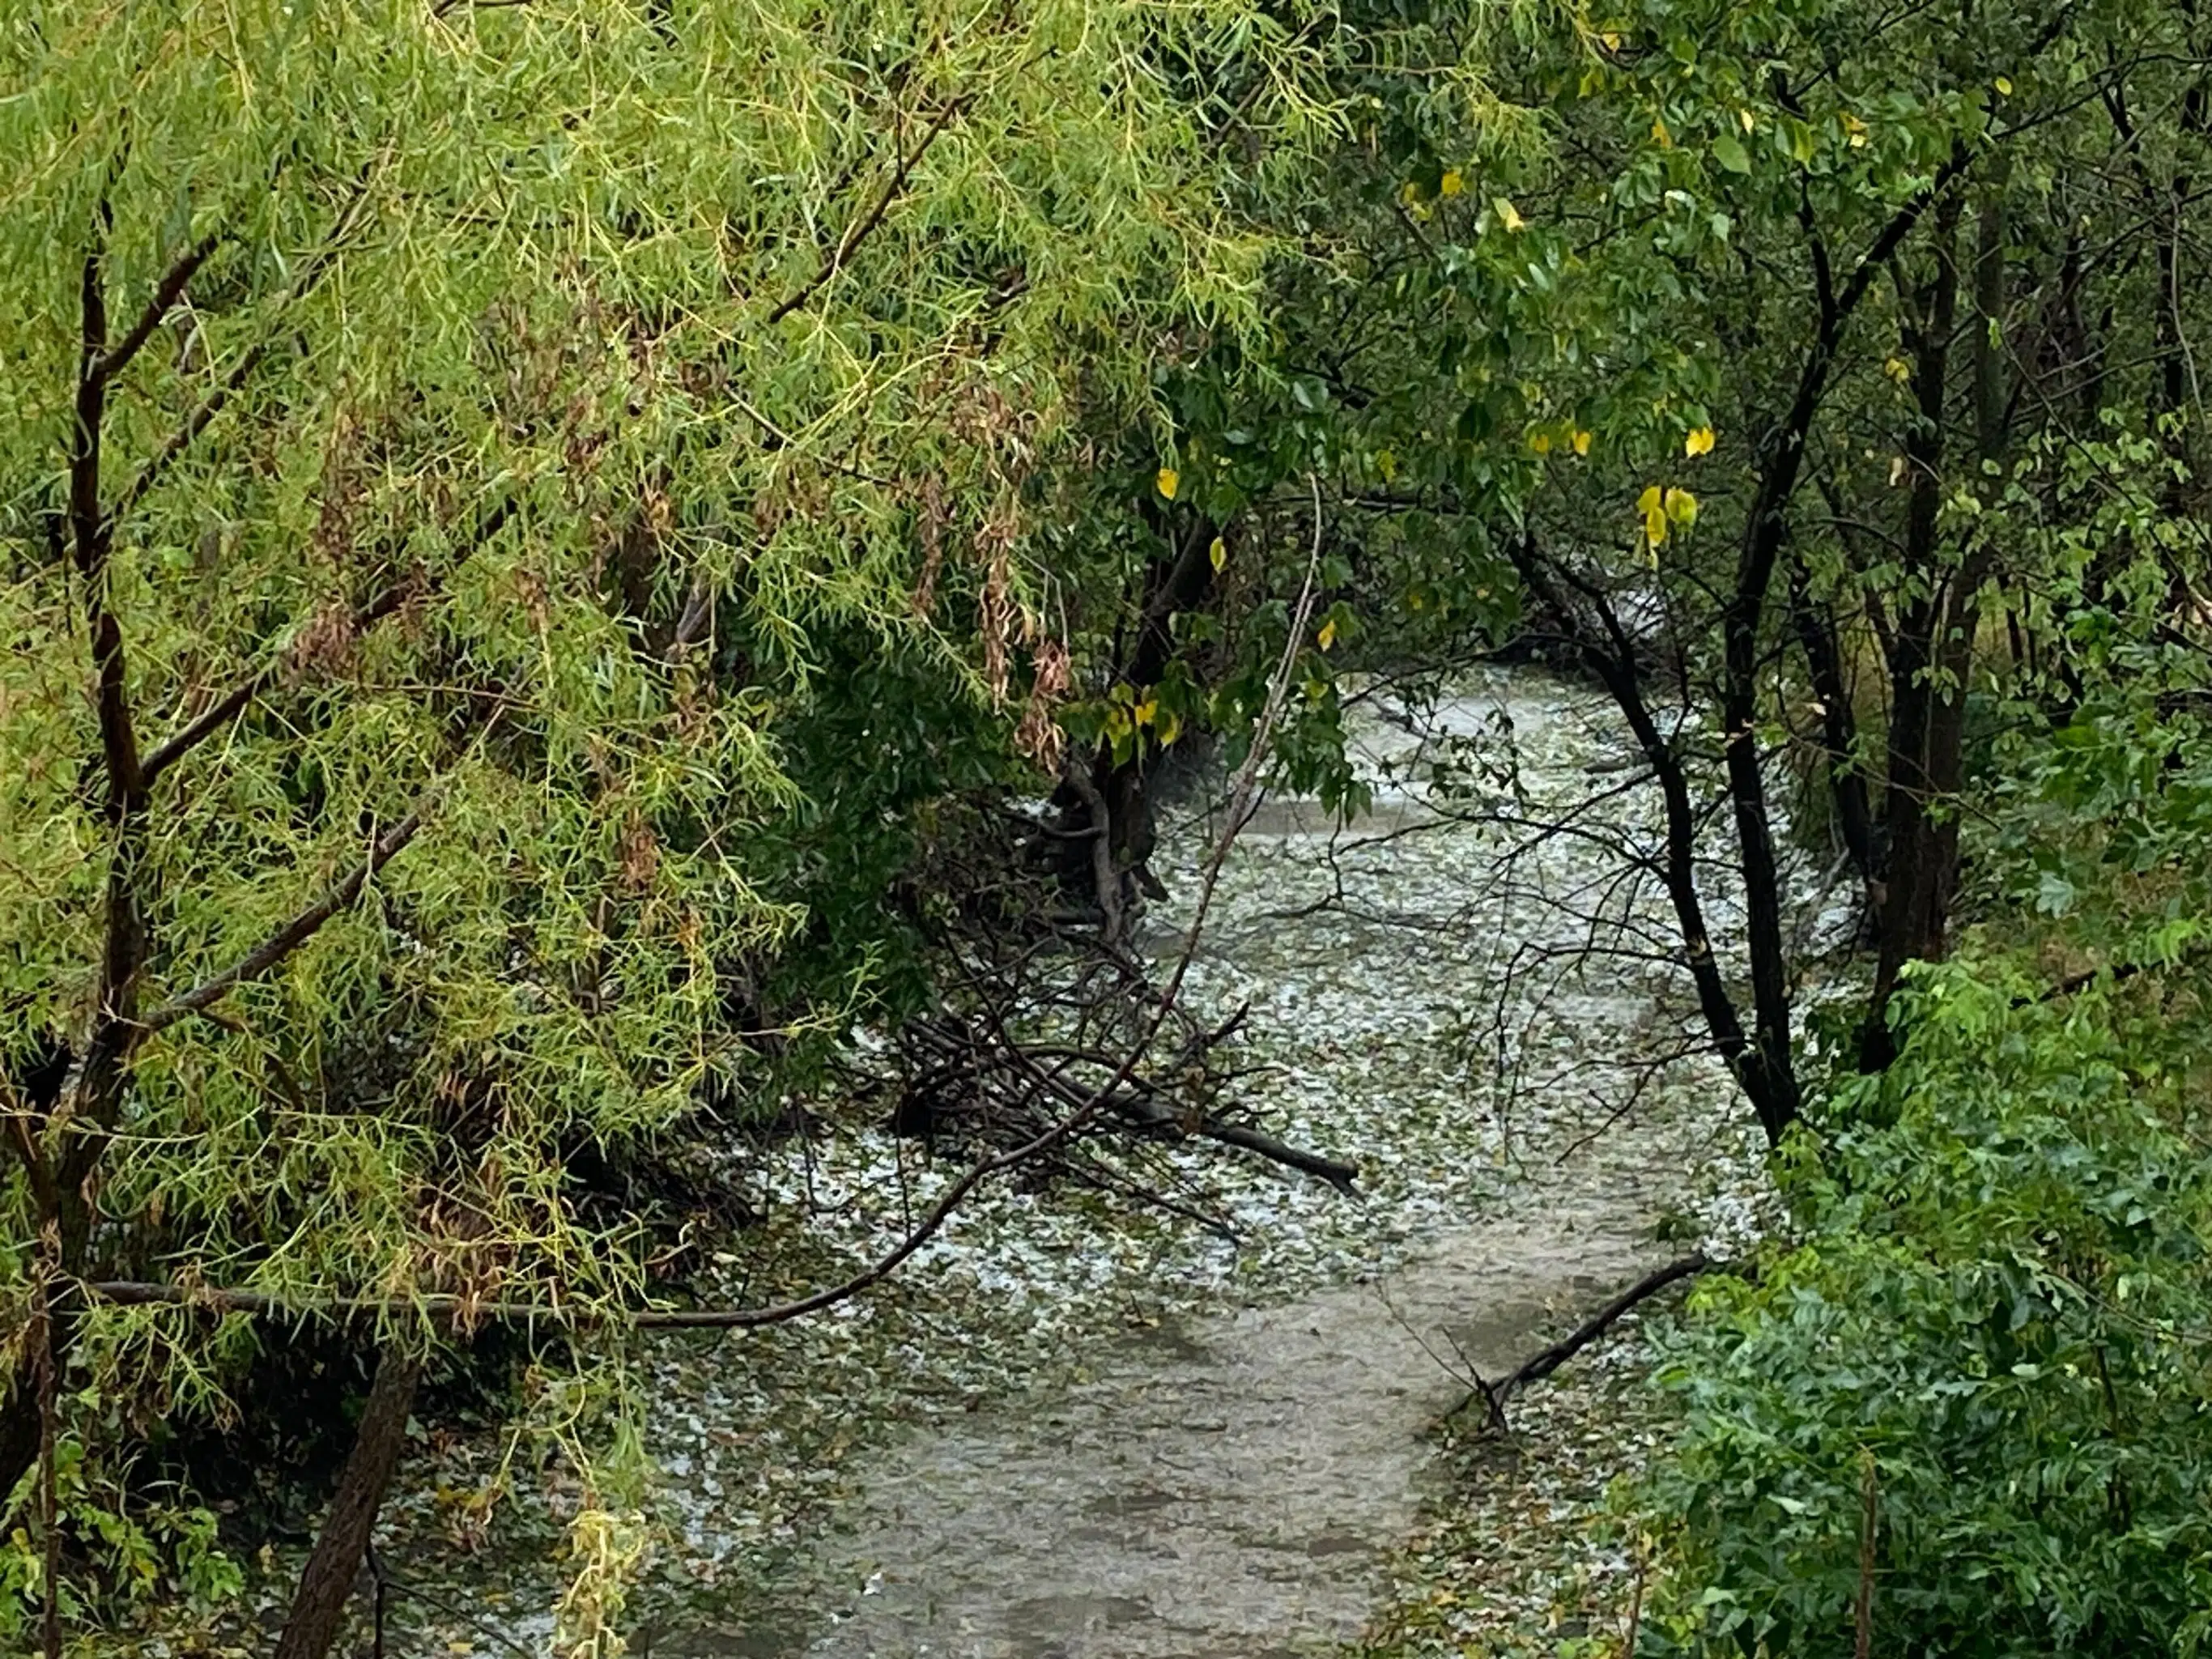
1083 511 1223 887
272 1346 423 1659
1861 194 1963 1070
1787 557 1879 900
1508 540 1797 1144
1863 179 2005 1069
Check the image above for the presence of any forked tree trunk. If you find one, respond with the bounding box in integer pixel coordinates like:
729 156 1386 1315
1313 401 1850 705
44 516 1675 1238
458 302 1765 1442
1093 512 1223 875
273 1346 423 1659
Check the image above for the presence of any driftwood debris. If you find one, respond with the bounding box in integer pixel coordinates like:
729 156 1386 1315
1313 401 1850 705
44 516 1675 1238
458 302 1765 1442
895 1010 1358 1194
1450 1252 1712 1429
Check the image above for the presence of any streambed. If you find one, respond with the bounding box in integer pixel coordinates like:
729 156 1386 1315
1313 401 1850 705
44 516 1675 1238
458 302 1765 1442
381 669 1773 1659
791 672 1765 1659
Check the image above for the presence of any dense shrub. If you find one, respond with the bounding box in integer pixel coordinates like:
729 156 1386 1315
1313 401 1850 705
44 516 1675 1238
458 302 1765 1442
1638 957 2212 1656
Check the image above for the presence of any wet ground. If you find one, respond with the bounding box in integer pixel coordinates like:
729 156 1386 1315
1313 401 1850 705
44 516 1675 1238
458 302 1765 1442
779 670 1759 1659
379 669 1774 1659
802 1157 1677 1659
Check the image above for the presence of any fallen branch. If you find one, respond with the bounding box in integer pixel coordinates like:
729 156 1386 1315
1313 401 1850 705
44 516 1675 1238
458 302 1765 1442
1102 1093 1358 1193
1448 1252 1711 1427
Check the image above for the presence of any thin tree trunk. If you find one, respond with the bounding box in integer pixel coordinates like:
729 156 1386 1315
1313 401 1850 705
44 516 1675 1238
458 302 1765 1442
272 1347 424 1659
1508 153 1970 1135
1064 765 1125 944
1508 541 1795 1142
1787 556 1878 895
1861 195 1963 1070
34 1223 62 1659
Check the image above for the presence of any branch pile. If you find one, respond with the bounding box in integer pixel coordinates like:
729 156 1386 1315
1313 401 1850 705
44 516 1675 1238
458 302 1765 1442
893 1008 1358 1196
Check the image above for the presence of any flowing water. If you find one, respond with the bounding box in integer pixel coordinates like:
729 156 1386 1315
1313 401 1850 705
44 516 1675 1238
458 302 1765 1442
787 671 1760 1659
388 669 1774 1659
797 1163 1682 1659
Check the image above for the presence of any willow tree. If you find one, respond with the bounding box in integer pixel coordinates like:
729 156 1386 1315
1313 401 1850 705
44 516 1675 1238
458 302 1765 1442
0 2 1335 1648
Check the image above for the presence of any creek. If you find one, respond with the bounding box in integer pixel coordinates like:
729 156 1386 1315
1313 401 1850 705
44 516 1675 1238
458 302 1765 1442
393 669 1772 1659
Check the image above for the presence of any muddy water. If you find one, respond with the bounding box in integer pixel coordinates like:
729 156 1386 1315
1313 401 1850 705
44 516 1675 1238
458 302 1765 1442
802 1169 1671 1659
778 671 1752 1659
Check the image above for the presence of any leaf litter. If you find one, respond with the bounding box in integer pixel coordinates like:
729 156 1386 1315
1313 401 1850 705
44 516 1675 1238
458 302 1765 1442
179 666 1781 1658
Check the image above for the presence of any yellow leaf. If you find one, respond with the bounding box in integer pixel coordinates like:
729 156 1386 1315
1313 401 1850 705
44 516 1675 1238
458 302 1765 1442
1600 29 1622 49
1529 431 1552 454
1637 483 1663 516
1400 180 1422 205
1440 168 1465 198
1156 709 1181 747
1209 535 1227 572
1685 425 1716 457
1652 118 1673 148
1494 197 1526 232
1573 428 1593 456
1843 113 1869 148
1155 466 1179 500
1134 695 1158 726
1644 505 1670 547
1889 454 1909 487
1738 108 1756 133
1665 486 1699 528
1883 355 1912 385
1995 75 2014 96
1317 617 1338 651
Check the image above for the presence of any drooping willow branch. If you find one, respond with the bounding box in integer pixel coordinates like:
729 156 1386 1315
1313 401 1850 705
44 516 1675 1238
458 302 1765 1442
139 496 517 787
136 809 428 1039
113 167 379 527
88 479 1334 1338
764 93 971 326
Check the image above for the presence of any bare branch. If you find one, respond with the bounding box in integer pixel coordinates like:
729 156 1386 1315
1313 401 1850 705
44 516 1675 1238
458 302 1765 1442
112 342 271 526
1447 1253 1712 1425
96 233 219 384
138 811 425 1037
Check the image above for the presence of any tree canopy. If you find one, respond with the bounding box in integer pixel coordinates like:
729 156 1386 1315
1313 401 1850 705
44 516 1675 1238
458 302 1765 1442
9 0 2212 1653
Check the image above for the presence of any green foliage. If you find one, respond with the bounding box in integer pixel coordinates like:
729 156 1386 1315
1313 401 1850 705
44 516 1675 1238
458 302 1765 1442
1 1434 240 1650
1637 955 2212 1656
744 621 1025 1040
0 0 1350 1640
11 0 2212 1644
